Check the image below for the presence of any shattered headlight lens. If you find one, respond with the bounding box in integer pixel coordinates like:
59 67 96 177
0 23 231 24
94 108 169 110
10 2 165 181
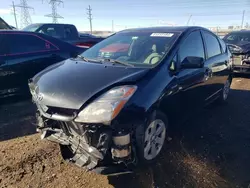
74 85 137 124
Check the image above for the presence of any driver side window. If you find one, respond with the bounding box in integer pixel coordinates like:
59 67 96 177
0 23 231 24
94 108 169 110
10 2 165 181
178 31 205 64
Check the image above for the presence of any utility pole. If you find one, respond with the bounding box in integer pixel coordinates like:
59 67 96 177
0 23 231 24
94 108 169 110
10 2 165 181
44 0 64 23
241 10 245 29
87 5 93 34
186 14 192 26
11 1 18 28
112 20 114 32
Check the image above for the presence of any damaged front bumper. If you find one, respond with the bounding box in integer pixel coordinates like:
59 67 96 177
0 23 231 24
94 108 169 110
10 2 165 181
35 111 137 176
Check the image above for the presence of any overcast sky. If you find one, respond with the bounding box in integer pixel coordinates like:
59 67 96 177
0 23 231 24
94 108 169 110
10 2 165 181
0 0 249 31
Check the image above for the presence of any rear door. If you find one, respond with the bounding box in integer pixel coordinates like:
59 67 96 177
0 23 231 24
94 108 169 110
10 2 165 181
4 33 61 95
176 30 208 116
201 30 230 102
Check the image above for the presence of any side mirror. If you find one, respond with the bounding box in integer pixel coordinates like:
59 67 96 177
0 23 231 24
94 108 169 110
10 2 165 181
181 56 204 69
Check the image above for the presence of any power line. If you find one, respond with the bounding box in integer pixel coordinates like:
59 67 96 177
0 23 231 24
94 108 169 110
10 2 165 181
86 5 93 34
44 0 64 23
14 0 33 28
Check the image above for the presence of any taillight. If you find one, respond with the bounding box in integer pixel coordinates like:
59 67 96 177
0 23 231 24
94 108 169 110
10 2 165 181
75 42 93 48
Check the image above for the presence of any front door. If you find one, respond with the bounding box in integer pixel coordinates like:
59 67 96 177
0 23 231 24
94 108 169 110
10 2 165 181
176 30 209 118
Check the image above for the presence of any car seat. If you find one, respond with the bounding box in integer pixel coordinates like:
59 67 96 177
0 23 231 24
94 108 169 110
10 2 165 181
143 44 162 64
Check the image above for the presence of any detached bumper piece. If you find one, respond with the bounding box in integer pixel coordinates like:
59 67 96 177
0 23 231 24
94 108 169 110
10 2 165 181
36 113 136 175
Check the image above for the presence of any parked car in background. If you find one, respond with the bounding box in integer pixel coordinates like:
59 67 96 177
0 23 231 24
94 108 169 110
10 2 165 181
29 26 232 175
22 23 104 48
0 30 86 99
0 17 12 30
223 30 250 74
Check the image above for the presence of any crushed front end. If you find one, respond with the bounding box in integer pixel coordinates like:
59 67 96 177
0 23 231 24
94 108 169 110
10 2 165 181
228 44 250 74
35 110 137 175
29 71 141 175
232 53 250 73
29 82 138 175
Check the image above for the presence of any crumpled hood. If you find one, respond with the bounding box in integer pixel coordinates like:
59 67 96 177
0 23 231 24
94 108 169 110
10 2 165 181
225 40 250 53
31 59 149 109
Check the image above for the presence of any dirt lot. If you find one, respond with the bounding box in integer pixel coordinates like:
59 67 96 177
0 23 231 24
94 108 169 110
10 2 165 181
1 77 250 188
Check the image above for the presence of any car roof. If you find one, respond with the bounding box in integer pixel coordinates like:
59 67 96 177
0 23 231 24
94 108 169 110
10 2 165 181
118 26 208 34
27 23 75 27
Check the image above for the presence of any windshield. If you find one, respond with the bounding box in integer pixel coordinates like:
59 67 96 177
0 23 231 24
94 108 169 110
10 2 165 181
22 24 41 32
81 31 180 67
224 32 250 43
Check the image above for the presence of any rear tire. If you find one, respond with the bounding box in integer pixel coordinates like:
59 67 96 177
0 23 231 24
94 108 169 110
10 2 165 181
135 110 169 165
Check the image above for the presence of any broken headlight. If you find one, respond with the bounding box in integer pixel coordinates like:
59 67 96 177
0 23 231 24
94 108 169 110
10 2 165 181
74 85 137 124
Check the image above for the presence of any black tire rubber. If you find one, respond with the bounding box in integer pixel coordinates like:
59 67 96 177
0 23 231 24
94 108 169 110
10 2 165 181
135 110 169 165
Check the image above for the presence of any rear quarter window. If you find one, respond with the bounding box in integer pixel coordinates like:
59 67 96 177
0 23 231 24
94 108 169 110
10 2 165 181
64 25 77 39
37 25 63 39
218 38 227 53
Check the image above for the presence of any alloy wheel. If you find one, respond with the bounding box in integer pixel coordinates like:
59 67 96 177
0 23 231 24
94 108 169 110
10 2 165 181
144 119 166 160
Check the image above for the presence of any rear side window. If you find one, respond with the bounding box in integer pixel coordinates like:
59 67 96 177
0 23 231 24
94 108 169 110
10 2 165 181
218 38 226 53
37 25 62 39
64 26 76 39
6 34 56 55
179 31 205 63
203 31 221 58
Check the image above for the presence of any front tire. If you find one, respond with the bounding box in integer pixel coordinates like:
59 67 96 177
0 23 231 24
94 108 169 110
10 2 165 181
136 110 168 164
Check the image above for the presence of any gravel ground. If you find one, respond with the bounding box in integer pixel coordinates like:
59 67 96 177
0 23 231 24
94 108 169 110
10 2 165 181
1 76 250 188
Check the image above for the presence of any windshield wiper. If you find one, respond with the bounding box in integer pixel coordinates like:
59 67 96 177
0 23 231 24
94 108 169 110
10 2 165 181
76 55 102 64
102 58 134 67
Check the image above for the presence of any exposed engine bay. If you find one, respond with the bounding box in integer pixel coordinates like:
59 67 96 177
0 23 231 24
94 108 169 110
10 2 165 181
35 110 137 175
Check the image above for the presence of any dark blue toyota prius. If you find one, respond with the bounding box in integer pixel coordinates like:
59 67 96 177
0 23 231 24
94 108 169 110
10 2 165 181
29 26 233 175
